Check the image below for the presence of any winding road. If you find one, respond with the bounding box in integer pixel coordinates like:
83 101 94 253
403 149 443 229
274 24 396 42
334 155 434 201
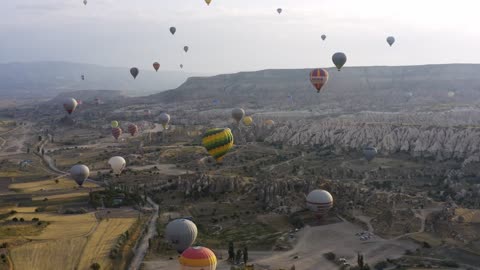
129 197 159 270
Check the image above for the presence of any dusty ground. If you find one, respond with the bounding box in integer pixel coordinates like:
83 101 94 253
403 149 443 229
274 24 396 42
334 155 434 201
142 220 418 270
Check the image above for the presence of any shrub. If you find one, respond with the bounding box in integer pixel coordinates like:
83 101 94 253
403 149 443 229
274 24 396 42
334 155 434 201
324 252 336 261
374 261 388 270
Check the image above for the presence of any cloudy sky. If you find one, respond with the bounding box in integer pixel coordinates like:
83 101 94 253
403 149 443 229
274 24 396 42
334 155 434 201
1 0 480 74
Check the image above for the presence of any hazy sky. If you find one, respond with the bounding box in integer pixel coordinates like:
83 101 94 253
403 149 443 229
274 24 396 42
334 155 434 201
2 0 480 73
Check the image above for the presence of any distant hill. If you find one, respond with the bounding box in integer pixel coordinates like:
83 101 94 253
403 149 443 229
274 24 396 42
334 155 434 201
0 61 204 99
142 64 480 113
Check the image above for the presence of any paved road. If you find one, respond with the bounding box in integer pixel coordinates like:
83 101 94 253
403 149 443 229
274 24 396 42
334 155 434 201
129 197 159 270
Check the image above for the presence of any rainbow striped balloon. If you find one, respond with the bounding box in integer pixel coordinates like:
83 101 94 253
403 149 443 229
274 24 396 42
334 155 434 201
202 128 234 163
179 246 217 270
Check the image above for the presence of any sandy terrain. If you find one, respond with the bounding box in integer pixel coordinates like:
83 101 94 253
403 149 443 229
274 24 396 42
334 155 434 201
142 220 418 270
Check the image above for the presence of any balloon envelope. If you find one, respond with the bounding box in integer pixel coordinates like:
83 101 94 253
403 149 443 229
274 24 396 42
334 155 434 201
264 120 275 127
309 68 329 93
387 36 395 47
128 124 138 136
202 128 234 163
130 67 139 79
205 0 212 5
321 34 326 41
363 147 378 162
170 27 176 35
306 189 333 218
159 113 171 130
231 108 245 123
332 52 347 71
108 156 126 175
179 246 217 270
180 64 183 69
83 0 87 5
277 8 282 14
70 164 90 186
166 219 198 253
242 116 253 126
153 62 160 72
63 98 78 115
112 127 122 140
184 46 189 53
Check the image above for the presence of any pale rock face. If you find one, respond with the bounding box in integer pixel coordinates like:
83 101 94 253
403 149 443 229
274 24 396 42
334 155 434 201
263 118 480 161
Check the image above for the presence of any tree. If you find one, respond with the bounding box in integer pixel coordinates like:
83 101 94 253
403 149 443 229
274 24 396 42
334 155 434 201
235 249 243 265
90 262 101 270
243 246 248 265
358 253 364 269
228 242 235 262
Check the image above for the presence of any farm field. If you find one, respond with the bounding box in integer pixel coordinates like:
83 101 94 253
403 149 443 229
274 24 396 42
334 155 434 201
9 177 97 193
10 237 87 270
77 217 137 270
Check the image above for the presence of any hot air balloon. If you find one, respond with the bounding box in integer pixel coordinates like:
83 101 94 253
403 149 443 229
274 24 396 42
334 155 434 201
264 120 275 127
170 27 176 35
130 67 139 79
184 46 189 53
309 68 329 93
202 128 234 163
108 156 126 175
180 64 184 69
205 0 212 5
70 164 90 186
112 127 122 140
81 75 85 81
159 113 171 130
386 36 395 47
94 98 100 105
231 108 245 124
111 121 119 128
363 146 378 162
165 219 198 253
153 62 160 72
332 52 347 71
179 246 217 270
128 124 138 136
277 8 282 14
243 116 253 126
321 34 327 41
83 0 87 5
63 98 78 115
306 189 333 218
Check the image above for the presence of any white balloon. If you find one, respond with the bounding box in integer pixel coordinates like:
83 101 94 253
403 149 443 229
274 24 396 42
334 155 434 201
108 156 126 175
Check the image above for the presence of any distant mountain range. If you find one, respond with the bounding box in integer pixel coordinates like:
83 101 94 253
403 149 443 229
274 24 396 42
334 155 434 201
0 61 205 99
142 64 480 113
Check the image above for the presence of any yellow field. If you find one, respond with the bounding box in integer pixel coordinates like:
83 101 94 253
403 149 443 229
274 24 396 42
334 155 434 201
455 208 480 223
0 206 37 213
77 218 136 270
6 212 97 240
409 232 443 247
9 177 97 193
10 237 87 270
32 191 89 201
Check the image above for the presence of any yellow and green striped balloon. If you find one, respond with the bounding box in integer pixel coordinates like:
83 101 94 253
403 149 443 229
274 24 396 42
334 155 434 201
202 128 234 163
